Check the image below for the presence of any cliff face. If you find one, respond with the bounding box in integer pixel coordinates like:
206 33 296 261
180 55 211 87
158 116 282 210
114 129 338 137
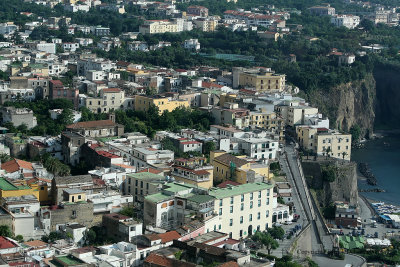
302 160 358 206
307 73 376 138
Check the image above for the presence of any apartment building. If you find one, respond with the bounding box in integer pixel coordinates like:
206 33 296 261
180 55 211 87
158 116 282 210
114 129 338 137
134 95 190 114
249 109 284 141
139 20 179 35
187 6 209 17
331 15 360 29
210 152 270 184
192 18 218 32
309 5 335 16
287 106 319 127
124 172 165 204
170 163 213 189
296 126 351 160
208 182 274 239
236 69 285 92
85 88 134 113
130 146 174 171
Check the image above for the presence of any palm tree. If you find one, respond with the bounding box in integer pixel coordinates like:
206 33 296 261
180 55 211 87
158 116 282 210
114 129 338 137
326 147 332 159
341 151 348 162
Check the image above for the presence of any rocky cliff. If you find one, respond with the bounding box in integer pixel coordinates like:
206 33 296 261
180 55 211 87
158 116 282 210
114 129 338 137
302 159 358 207
307 73 376 138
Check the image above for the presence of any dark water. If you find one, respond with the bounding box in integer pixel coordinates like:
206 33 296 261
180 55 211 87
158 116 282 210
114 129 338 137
351 133 400 205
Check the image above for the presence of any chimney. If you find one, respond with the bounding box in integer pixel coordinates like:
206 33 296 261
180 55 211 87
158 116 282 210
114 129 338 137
109 113 115 123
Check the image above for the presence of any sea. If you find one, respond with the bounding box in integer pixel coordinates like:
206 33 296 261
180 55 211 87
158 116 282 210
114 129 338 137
351 133 400 206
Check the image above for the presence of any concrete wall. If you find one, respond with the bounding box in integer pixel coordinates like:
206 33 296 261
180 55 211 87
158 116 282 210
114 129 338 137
289 223 312 259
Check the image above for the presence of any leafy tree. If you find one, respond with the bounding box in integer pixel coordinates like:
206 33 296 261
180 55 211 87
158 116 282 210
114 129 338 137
278 197 285 205
42 231 63 243
0 225 12 237
322 165 336 182
203 141 216 156
268 226 285 240
15 235 24 242
0 154 12 163
86 229 97 245
119 206 134 217
349 125 361 143
251 231 279 255
57 108 74 125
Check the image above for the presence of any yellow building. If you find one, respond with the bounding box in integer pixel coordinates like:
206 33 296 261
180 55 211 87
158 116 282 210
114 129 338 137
296 126 352 160
170 165 213 189
193 18 218 32
85 88 133 113
249 109 285 142
63 189 87 203
139 20 179 35
238 71 285 92
219 93 237 107
210 151 271 184
134 95 190 114
0 178 49 203
287 106 319 127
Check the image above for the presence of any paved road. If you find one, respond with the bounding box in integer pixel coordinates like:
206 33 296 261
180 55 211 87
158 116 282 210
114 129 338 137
284 144 328 252
313 254 365 267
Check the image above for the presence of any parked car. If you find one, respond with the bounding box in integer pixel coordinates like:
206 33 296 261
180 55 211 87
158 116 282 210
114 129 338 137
374 232 379 238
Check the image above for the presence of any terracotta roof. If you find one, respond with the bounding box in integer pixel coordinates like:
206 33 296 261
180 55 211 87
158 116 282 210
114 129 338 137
23 240 47 248
102 88 121 93
214 153 248 168
180 141 201 145
158 231 181 243
1 159 33 173
104 213 130 221
0 237 17 249
70 246 95 254
66 120 117 129
49 80 63 86
144 253 196 267
217 180 240 188
96 150 120 159
202 82 223 89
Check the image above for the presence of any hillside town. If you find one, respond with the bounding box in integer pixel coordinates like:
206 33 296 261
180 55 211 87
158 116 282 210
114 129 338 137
0 0 399 266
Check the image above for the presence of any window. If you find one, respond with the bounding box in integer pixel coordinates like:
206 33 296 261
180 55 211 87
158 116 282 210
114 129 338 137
241 194 244 202
258 191 261 198
230 206 233 213
219 208 222 215
241 203 244 211
250 202 253 209
78 195 81 200
219 199 223 206
135 180 138 186
230 197 234 204
240 230 243 237
250 193 253 200
258 199 261 207
140 181 143 188
257 212 261 220
266 210 269 217
267 190 270 197
240 216 243 224
230 219 233 226
249 214 253 221
219 224 221 230
266 198 270 205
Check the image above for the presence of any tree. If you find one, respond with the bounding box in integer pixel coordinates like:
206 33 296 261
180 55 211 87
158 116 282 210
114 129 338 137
268 226 285 240
349 125 361 143
119 206 134 217
203 141 216 156
277 197 285 204
251 231 279 255
322 165 336 182
325 146 331 159
0 225 12 237
57 108 74 125
15 235 24 242
86 229 97 245
17 123 28 134
341 151 348 161
0 154 12 163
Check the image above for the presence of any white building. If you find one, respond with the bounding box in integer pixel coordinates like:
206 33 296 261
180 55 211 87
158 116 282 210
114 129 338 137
63 42 80 52
87 191 133 214
36 42 56 54
184 39 201 51
331 15 360 29
208 182 274 239
66 224 87 246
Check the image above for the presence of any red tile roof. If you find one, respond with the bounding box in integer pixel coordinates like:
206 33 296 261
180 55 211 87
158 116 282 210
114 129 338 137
23 240 47 248
217 180 240 188
158 231 181 243
0 237 17 249
66 120 117 129
144 253 196 267
180 141 201 145
1 159 33 173
202 82 223 89
96 150 120 159
102 88 121 93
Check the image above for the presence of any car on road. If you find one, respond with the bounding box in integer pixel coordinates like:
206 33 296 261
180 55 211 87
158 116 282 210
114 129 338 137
284 221 293 225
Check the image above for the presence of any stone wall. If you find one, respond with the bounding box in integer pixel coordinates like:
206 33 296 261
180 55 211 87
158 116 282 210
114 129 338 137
50 202 94 231
289 223 312 259
302 159 358 206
